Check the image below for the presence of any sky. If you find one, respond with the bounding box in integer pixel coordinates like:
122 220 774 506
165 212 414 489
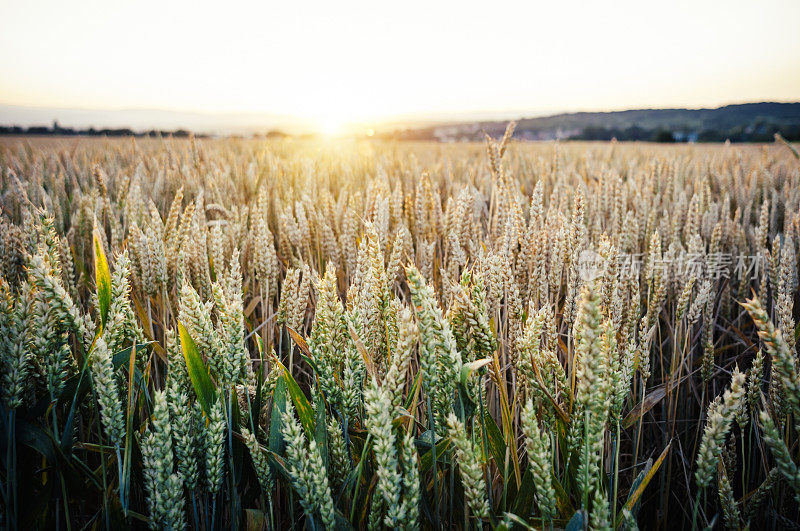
1 0 800 132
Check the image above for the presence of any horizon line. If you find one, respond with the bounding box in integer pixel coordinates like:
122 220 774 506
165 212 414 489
1 99 799 135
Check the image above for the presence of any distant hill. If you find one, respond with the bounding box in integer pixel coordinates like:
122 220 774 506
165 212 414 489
386 102 800 142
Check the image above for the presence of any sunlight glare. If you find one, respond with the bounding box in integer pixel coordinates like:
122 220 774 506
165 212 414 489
318 118 344 137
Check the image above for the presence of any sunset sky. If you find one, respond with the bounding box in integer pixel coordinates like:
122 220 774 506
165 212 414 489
1 0 799 132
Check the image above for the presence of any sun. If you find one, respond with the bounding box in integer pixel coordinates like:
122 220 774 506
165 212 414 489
311 106 375 137
317 117 346 137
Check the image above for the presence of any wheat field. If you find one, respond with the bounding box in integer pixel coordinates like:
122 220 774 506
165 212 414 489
0 130 799 530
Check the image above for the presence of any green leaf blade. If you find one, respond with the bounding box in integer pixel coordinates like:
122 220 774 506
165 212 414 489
178 322 216 415
280 362 315 437
92 222 111 329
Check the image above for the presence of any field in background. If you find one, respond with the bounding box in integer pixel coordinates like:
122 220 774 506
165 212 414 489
0 133 798 529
